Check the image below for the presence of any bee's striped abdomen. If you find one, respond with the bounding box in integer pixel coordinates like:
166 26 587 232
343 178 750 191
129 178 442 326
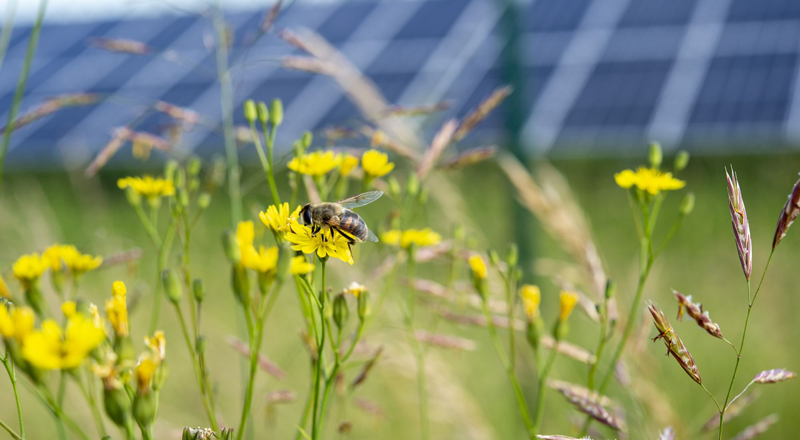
340 210 368 242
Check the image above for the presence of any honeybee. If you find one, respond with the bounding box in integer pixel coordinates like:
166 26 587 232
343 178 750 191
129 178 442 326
299 191 382 249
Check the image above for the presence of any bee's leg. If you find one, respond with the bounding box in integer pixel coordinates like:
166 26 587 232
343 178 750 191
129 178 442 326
331 226 356 254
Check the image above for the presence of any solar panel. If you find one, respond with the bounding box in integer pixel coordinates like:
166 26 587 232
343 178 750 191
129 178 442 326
6 0 800 167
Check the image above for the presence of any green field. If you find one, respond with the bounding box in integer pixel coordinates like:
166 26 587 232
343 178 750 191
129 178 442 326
0 151 798 439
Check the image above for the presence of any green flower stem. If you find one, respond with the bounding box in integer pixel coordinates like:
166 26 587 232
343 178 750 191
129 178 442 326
37 386 90 440
258 118 282 206
78 368 106 437
0 419 22 440
150 215 177 333
2 353 24 439
719 251 774 440
55 371 67 440
311 259 327 440
480 299 535 439
173 304 218 431
317 320 365 433
0 0 48 194
248 121 281 205
532 342 559 434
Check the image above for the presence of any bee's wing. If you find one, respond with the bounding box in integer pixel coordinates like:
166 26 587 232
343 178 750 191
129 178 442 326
337 191 383 209
365 226 379 242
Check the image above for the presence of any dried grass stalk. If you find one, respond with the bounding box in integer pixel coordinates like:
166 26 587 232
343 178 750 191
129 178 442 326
99 248 144 268
354 397 385 419
414 330 476 351
726 168 752 279
673 291 723 339
438 146 497 171
416 119 458 180
536 436 593 440
227 337 287 380
282 56 338 76
701 392 759 432
556 383 625 431
659 426 675 440
385 102 450 117
1 93 100 135
90 37 151 55
360 126 418 161
648 302 702 384
773 175 800 249
752 368 796 383
547 379 615 407
260 0 282 33
453 86 512 142
265 389 295 405
730 414 778 440
85 127 131 177
154 101 200 128
351 347 383 390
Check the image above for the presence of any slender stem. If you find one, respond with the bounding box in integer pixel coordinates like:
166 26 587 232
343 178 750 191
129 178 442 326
76 370 107 437
532 344 558 434
587 297 609 390
174 304 219 431
402 248 430 440
37 387 91 440
480 300 535 438
0 419 22 440
311 259 327 440
55 372 67 440
150 216 176 333
0 0 18 70
700 383 721 412
259 118 282 206
2 355 24 439
0 0 48 194
726 379 756 411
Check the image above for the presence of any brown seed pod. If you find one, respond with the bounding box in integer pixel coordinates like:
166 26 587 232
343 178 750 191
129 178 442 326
726 168 752 279
673 291 723 339
773 175 800 249
648 302 702 384
753 368 796 384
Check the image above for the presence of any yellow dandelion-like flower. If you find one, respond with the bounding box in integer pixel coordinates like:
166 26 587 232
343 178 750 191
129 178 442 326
259 203 301 234
0 274 9 299
380 230 401 246
144 331 166 361
361 149 394 178
12 254 48 288
519 285 541 320
285 221 354 265
63 252 103 275
106 281 129 337
0 304 35 344
135 354 158 391
287 151 342 176
468 255 488 280
61 301 77 318
614 167 685 195
400 229 442 248
340 154 359 177
248 246 279 273
43 244 78 271
117 176 176 199
343 282 367 298
559 290 579 321
236 221 258 267
290 256 315 275
22 314 106 370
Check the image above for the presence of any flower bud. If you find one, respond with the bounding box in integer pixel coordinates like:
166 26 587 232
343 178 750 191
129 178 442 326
333 294 349 329
604 279 616 300
270 99 284 127
187 156 202 177
680 192 695 216
104 387 132 429
198 192 212 209
196 336 207 356
387 176 401 199
649 141 663 169
526 317 544 351
175 168 187 189
124 187 141 207
133 389 157 429
154 360 168 391
178 188 190 208
164 160 179 181
257 271 276 296
407 173 419 197
244 99 257 123
222 230 242 265
161 270 183 304
488 250 500 266
418 188 429 206
507 243 518 267
211 156 226 188
231 266 250 305
192 279 205 303
674 150 690 172
302 131 313 149
357 290 370 320
25 284 46 317
114 335 135 363
221 428 235 440
257 101 269 124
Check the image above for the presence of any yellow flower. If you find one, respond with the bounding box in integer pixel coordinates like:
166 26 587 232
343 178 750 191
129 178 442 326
287 151 342 176
614 167 685 195
43 244 78 271
559 291 579 321
248 246 279 273
135 354 158 391
259 203 301 234
343 282 366 298
89 303 101 327
340 154 359 177
285 221 354 265
12 254 48 288
361 149 394 178
117 176 176 199
63 252 103 274
236 221 258 267
22 314 106 370
290 256 315 275
0 304 35 344
0 274 9 299
380 230 401 246
106 281 129 337
519 285 541 320
61 301 77 318
91 349 122 389
468 255 488 280
399 229 441 248
144 331 166 361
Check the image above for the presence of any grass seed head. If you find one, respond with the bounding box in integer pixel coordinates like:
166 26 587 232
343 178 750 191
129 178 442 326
555 383 625 431
731 414 778 440
673 291 723 339
648 302 702 384
773 175 800 249
726 168 752 279
753 368 796 383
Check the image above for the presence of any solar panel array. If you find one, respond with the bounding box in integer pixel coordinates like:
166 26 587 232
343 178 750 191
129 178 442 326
3 0 800 167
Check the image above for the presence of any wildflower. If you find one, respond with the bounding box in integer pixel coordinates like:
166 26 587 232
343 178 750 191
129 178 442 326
285 221 354 265
361 149 394 178
22 314 106 370
0 274 9 299
106 281 129 337
248 246 279 273
117 176 175 199
89 303 101 326
333 294 349 329
673 291 723 339
63 251 103 275
773 175 800 249
469 255 487 279
726 168 752 279
380 230 401 246
287 151 341 176
0 304 35 344
340 154 359 177
555 382 625 432
135 354 158 392
61 301 77 318
385 228 442 249
259 203 301 234
43 244 78 271
559 291 579 321
648 302 701 384
236 221 258 267
12 254 48 288
520 284 541 320
614 167 685 195
343 282 366 298
290 256 315 275
145 331 166 361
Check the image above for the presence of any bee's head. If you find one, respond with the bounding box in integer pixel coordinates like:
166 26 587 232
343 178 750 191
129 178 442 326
300 204 312 225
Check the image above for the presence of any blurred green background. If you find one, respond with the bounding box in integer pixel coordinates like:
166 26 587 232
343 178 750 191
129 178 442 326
0 152 797 439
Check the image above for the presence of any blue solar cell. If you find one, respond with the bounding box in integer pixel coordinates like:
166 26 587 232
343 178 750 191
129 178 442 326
524 0 591 32
727 0 800 22
316 1 378 42
366 39 439 74
690 54 797 124
394 0 468 39
618 0 696 28
564 60 672 128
